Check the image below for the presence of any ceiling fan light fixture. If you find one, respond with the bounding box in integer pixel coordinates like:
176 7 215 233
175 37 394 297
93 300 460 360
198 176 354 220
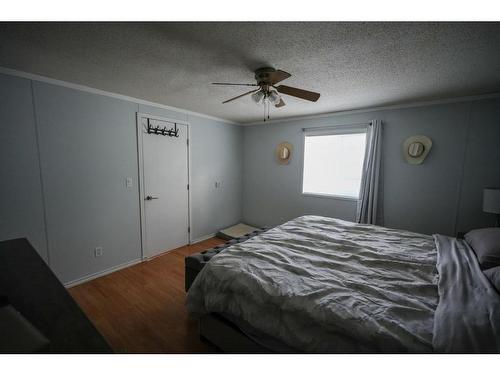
215 68 320 121
251 90 264 104
268 91 281 105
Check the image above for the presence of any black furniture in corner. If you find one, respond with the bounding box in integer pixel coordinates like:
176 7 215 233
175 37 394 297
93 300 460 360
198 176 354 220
0 238 112 353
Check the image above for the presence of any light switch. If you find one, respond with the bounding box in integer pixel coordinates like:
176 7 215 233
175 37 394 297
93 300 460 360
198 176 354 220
125 177 133 188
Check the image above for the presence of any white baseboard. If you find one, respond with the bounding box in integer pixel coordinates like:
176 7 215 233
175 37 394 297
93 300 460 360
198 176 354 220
64 258 143 288
191 232 216 244
65 234 218 287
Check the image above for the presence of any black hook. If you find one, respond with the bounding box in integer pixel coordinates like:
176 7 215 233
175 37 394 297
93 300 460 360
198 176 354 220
146 119 180 138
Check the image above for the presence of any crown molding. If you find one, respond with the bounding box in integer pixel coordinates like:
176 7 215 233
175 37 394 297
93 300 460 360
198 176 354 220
4 65 499 127
0 66 240 126
243 92 500 126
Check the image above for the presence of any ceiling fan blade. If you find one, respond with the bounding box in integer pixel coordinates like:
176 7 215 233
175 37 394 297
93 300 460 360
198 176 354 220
276 85 320 102
212 82 259 87
269 70 291 85
275 98 286 108
222 89 260 104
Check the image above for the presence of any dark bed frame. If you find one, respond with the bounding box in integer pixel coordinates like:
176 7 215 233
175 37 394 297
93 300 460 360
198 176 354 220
199 314 273 353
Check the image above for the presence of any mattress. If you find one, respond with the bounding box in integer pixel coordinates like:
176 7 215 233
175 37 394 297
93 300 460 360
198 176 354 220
186 215 500 353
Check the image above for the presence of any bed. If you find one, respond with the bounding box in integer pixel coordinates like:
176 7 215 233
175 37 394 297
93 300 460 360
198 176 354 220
186 215 500 353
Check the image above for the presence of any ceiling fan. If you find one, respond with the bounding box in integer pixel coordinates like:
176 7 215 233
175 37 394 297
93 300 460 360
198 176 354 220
212 67 321 121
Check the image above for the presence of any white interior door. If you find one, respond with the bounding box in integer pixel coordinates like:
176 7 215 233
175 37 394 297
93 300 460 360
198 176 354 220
140 116 189 258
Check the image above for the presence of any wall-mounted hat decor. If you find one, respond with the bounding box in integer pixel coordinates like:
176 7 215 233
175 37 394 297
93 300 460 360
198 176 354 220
276 142 293 165
403 135 432 165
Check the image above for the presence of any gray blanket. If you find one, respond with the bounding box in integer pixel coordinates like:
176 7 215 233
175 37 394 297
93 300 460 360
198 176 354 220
187 216 439 352
433 234 500 353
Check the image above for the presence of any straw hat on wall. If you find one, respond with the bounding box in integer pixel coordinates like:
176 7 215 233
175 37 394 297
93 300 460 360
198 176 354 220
403 135 432 165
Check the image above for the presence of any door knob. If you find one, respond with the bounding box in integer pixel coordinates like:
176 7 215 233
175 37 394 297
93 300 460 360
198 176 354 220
145 195 159 201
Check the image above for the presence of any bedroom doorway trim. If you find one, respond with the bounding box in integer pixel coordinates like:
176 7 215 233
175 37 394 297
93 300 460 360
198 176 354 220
136 113 192 260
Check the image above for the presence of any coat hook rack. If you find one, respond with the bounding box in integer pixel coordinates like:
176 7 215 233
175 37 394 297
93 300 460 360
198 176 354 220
146 119 179 137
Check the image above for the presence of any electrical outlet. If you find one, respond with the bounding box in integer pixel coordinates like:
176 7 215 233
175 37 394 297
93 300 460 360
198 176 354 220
94 247 103 258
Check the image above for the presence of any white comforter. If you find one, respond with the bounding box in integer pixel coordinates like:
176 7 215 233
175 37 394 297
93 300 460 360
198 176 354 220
187 216 438 352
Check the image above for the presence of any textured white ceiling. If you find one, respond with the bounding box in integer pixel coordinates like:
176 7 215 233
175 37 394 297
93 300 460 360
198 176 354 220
1 22 500 123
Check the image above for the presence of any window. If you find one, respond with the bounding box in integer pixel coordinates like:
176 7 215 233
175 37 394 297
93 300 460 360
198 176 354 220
302 128 367 199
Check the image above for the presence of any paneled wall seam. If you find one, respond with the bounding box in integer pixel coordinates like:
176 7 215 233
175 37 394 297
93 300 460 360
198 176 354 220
135 103 144 258
241 127 249 221
30 80 51 266
453 102 473 235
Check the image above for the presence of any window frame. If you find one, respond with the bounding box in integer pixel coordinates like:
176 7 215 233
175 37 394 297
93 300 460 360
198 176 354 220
300 124 369 201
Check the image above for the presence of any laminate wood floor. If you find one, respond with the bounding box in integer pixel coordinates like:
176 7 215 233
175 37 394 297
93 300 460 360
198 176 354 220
69 237 225 353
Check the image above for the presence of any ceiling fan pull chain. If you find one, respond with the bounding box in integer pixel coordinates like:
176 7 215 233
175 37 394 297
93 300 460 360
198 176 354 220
263 99 266 122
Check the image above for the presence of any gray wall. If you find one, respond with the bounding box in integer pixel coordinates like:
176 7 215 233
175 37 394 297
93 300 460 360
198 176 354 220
33 82 142 283
0 72 243 284
243 98 500 236
0 74 48 261
2 67 499 285
188 115 243 238
456 99 500 231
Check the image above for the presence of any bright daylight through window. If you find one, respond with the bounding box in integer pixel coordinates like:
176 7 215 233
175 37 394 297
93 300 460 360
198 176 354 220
302 130 367 199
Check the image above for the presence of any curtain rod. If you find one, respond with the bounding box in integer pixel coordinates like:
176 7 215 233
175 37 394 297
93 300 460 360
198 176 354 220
302 122 371 132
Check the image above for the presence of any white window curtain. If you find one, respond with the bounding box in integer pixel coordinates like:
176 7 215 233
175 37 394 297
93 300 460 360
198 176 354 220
356 120 382 225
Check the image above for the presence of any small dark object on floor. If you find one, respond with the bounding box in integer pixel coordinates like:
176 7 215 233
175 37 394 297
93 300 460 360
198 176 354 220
216 223 261 241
